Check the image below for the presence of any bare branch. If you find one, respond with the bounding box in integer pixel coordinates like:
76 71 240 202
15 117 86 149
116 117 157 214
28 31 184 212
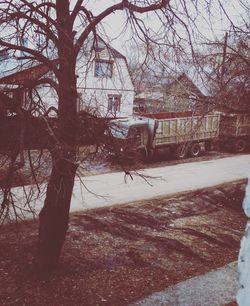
75 0 170 55
0 39 59 75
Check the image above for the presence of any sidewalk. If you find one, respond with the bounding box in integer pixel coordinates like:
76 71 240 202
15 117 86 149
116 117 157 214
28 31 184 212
131 262 238 306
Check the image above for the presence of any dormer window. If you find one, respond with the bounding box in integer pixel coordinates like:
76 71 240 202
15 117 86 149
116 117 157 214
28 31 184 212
94 60 112 78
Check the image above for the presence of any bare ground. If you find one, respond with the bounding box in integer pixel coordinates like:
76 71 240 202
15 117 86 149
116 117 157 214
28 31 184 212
0 179 247 306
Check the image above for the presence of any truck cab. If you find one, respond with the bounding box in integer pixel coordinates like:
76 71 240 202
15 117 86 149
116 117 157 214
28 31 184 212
106 116 156 161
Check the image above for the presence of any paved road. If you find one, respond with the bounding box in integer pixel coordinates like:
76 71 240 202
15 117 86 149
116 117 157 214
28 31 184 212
70 154 250 211
5 154 250 217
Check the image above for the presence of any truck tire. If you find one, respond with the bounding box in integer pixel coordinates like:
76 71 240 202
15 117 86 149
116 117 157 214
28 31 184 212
189 142 201 157
175 144 187 159
234 138 247 153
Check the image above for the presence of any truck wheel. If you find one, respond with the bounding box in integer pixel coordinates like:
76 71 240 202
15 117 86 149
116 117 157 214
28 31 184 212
175 144 187 159
189 142 201 157
234 139 247 153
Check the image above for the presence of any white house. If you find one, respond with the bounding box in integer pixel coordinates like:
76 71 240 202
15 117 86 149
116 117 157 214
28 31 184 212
0 36 134 118
76 37 134 117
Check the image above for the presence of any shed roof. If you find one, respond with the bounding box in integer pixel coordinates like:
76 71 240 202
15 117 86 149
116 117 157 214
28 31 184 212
0 61 51 85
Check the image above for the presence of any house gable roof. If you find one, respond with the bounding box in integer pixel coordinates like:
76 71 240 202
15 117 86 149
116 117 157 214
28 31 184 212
165 73 205 97
0 36 127 86
94 36 126 60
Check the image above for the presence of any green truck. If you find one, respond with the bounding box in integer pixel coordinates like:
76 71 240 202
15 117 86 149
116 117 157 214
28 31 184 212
107 111 250 161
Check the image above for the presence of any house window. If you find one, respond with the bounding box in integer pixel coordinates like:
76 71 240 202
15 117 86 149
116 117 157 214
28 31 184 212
108 94 121 114
95 60 112 78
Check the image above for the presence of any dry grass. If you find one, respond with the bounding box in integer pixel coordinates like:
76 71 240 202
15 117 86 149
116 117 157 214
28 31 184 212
0 180 246 306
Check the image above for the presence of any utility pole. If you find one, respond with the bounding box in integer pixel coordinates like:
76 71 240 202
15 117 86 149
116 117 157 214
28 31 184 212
220 32 228 88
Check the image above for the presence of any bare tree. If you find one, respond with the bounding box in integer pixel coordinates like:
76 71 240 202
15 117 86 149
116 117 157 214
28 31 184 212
0 0 248 273
197 33 250 113
0 0 173 272
125 1 249 113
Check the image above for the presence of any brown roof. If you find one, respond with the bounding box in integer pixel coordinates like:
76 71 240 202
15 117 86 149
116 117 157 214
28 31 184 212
0 62 51 85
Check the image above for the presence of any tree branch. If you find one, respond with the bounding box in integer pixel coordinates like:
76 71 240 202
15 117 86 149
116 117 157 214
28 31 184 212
75 0 170 55
25 78 59 94
0 39 59 76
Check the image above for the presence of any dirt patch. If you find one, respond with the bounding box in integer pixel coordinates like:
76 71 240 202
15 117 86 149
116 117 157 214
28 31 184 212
0 180 247 305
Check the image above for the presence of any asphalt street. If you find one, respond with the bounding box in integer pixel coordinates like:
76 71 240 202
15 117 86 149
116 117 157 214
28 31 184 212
5 154 250 218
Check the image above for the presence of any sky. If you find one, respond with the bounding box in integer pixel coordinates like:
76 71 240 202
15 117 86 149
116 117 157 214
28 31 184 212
80 0 249 95
83 0 249 53
0 0 248 79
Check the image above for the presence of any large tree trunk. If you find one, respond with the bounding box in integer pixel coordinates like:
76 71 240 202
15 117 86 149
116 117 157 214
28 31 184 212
35 0 79 272
36 158 77 271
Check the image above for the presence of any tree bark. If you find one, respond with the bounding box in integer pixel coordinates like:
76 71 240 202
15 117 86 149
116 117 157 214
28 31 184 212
36 0 79 272
36 157 77 271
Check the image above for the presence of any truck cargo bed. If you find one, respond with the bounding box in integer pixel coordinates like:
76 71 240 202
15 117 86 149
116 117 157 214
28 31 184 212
142 112 220 146
219 113 250 138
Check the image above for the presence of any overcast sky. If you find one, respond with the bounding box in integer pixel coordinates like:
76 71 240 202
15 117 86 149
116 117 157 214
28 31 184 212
83 0 249 52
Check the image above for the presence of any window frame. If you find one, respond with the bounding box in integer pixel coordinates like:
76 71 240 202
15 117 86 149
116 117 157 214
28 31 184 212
107 94 122 115
94 59 113 78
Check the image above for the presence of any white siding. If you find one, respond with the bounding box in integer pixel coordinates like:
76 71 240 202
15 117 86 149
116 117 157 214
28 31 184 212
76 49 134 117
35 85 58 114
13 42 134 118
